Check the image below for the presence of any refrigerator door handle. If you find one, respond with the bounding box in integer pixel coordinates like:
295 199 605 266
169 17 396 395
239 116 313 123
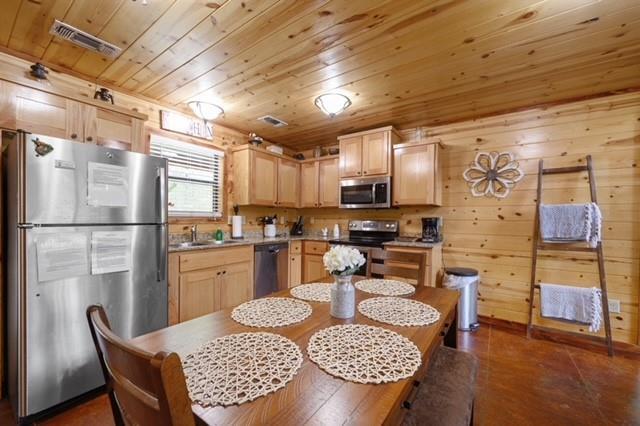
157 224 167 282
157 166 167 224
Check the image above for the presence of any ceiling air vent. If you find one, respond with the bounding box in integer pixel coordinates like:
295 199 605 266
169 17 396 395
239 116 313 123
49 20 122 58
258 115 288 128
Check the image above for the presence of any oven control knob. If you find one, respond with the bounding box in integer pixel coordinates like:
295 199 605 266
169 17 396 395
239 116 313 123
385 224 391 228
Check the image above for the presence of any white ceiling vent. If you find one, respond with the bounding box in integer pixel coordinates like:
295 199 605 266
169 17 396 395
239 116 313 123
49 20 122 58
258 115 288 127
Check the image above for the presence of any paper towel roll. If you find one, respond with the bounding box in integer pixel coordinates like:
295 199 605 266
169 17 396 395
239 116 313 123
232 215 243 238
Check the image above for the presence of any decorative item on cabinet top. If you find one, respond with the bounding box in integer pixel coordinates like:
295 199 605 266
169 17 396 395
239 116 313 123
463 151 524 199
161 109 213 140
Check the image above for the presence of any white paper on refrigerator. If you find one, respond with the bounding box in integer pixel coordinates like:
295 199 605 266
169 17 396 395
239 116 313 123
36 233 89 282
91 231 131 275
87 162 129 207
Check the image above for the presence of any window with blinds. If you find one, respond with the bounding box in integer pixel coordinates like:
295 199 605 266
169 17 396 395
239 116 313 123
150 134 224 218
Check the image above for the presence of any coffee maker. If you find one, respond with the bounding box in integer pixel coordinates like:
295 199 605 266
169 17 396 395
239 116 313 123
421 217 443 243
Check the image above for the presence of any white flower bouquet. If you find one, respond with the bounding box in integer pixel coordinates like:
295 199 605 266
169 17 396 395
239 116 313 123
323 245 366 276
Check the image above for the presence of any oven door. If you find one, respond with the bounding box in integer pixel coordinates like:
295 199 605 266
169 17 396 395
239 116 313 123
340 176 391 209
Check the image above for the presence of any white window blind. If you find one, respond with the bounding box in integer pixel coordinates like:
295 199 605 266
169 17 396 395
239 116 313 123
150 134 224 218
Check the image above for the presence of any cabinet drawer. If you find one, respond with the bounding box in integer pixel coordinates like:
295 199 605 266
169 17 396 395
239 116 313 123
304 241 329 255
290 240 302 254
179 245 253 272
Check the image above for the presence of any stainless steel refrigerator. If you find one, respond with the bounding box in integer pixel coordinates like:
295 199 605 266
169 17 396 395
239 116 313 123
2 130 168 421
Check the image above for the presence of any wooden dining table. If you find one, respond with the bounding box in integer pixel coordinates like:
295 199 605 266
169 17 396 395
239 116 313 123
132 279 459 425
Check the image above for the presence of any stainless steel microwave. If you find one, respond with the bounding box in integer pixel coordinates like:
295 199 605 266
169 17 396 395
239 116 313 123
339 176 391 209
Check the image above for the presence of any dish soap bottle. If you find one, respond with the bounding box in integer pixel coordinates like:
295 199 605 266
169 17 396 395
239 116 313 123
215 229 224 244
333 224 340 239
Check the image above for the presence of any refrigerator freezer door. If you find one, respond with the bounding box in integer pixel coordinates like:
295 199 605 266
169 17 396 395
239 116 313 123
21 225 167 416
21 133 167 225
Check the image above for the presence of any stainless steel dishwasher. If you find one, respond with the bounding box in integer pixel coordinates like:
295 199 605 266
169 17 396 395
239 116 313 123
254 242 289 298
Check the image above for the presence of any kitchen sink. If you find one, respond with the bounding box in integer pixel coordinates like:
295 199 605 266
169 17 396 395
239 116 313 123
170 241 210 248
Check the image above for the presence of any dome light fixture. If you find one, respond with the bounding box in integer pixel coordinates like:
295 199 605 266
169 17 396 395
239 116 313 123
314 93 352 117
188 101 224 121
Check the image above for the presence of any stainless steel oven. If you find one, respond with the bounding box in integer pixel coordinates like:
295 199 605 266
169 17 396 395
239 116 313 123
339 176 391 209
329 220 399 276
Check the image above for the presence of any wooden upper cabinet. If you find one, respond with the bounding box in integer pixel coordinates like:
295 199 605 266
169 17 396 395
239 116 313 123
338 126 398 178
338 136 362 178
318 157 339 207
251 150 279 206
2 81 146 152
393 142 441 206
12 85 80 140
93 109 145 153
362 132 390 176
277 158 300 207
299 161 319 208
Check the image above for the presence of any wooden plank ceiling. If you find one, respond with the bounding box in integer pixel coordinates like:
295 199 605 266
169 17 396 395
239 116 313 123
1 0 639 150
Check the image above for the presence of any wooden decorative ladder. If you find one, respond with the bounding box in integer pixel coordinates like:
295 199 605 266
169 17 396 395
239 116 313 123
526 155 614 356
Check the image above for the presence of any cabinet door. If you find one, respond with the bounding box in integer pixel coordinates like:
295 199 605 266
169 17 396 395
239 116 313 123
13 85 82 140
277 158 299 207
299 161 319 207
303 254 327 283
94 108 145 152
179 268 219 322
289 254 302 287
318 158 339 207
393 143 438 206
362 131 390 176
339 136 362 178
219 261 253 310
250 150 278 206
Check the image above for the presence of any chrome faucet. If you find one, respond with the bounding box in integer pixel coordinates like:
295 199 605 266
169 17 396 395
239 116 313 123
190 224 198 242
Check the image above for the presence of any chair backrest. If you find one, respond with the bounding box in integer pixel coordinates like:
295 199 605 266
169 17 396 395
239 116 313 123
86 305 196 426
366 248 426 287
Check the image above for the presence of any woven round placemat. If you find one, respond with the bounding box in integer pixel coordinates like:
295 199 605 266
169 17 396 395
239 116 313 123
183 332 303 407
358 296 441 326
307 324 421 384
231 297 312 327
355 279 416 296
290 283 332 302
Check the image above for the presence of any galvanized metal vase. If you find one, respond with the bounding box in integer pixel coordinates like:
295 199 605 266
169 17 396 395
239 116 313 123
330 275 355 319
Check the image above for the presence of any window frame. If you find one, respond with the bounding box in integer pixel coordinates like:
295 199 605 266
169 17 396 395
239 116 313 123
148 130 227 222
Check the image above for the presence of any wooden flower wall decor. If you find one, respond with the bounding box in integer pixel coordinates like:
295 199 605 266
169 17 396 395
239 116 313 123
463 152 524 198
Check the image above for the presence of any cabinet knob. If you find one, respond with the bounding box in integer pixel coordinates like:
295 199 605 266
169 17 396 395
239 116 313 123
223 270 227 275
363 171 368 174
357 171 361 175
216 272 221 276
318 202 322 206
86 136 93 142
70 133 77 139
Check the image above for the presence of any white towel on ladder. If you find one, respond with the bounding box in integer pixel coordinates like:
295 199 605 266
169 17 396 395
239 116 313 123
539 283 602 332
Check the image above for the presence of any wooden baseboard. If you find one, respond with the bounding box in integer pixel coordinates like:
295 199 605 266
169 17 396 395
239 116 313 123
478 316 640 359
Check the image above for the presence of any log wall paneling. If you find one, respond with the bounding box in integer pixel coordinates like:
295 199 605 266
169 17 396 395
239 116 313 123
301 92 640 346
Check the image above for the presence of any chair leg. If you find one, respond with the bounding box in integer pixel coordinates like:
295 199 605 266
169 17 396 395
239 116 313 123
107 389 125 426
469 401 475 426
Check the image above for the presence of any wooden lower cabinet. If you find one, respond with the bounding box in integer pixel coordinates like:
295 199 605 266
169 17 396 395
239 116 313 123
168 245 254 325
302 241 330 283
219 261 253 310
179 268 218 322
384 245 443 287
303 255 327 283
289 254 302 287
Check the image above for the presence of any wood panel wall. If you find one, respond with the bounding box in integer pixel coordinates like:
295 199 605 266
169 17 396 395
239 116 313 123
302 92 640 345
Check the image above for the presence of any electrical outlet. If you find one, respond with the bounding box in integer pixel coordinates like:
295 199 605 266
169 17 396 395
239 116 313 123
608 299 621 314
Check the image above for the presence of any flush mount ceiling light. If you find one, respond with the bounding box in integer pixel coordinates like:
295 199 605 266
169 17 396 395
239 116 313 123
188 101 224 121
314 93 352 117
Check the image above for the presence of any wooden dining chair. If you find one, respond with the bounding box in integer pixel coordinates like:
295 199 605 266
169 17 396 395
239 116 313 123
366 248 426 287
86 305 201 426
